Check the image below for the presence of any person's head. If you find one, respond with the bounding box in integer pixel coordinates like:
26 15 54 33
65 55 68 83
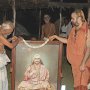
1 21 14 35
64 18 69 25
71 9 86 27
44 14 51 24
32 54 43 65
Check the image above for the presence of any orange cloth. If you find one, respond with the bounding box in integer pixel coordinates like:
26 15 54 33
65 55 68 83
86 29 90 67
86 30 90 48
67 22 90 87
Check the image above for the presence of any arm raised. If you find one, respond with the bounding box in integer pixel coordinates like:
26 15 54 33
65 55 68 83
49 35 68 44
0 35 19 49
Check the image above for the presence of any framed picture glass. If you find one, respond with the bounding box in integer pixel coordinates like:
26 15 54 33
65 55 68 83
11 41 63 90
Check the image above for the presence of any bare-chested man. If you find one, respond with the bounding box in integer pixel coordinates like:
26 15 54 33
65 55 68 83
0 21 20 90
41 14 56 40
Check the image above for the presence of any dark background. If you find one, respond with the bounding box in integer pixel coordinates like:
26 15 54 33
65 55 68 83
0 0 88 39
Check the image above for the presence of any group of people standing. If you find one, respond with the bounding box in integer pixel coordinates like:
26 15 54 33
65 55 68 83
0 8 90 90
27 9 90 90
41 13 72 40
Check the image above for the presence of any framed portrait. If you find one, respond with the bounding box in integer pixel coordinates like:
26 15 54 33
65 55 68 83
11 41 63 90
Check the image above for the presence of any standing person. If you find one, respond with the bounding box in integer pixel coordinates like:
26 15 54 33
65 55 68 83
0 21 20 90
49 9 90 90
60 18 72 38
41 14 56 40
60 18 72 57
18 54 50 90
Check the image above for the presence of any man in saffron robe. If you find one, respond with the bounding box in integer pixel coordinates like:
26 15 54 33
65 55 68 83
49 9 90 90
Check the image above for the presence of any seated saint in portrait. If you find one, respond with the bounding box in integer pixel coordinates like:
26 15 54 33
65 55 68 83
18 54 51 90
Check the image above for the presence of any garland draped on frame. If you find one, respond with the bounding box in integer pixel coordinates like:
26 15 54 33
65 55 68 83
23 38 49 48
11 0 50 48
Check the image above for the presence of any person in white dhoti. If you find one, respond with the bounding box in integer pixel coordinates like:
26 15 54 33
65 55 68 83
0 21 20 90
0 52 10 90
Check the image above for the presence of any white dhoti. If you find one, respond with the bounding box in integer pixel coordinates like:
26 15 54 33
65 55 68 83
0 52 10 90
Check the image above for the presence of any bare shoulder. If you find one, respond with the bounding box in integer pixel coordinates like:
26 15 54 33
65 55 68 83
0 34 7 41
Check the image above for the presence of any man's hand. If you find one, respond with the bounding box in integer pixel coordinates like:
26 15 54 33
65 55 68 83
49 35 57 41
12 36 18 41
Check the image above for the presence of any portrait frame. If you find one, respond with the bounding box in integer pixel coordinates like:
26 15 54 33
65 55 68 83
11 41 63 90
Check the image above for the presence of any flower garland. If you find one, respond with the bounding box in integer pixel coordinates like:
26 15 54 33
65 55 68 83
23 38 49 48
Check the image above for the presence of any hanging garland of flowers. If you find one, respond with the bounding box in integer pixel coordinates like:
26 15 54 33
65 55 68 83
22 38 49 48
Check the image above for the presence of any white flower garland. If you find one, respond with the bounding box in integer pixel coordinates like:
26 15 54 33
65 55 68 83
22 38 49 48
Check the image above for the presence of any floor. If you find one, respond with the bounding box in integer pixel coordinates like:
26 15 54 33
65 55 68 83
61 56 74 90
